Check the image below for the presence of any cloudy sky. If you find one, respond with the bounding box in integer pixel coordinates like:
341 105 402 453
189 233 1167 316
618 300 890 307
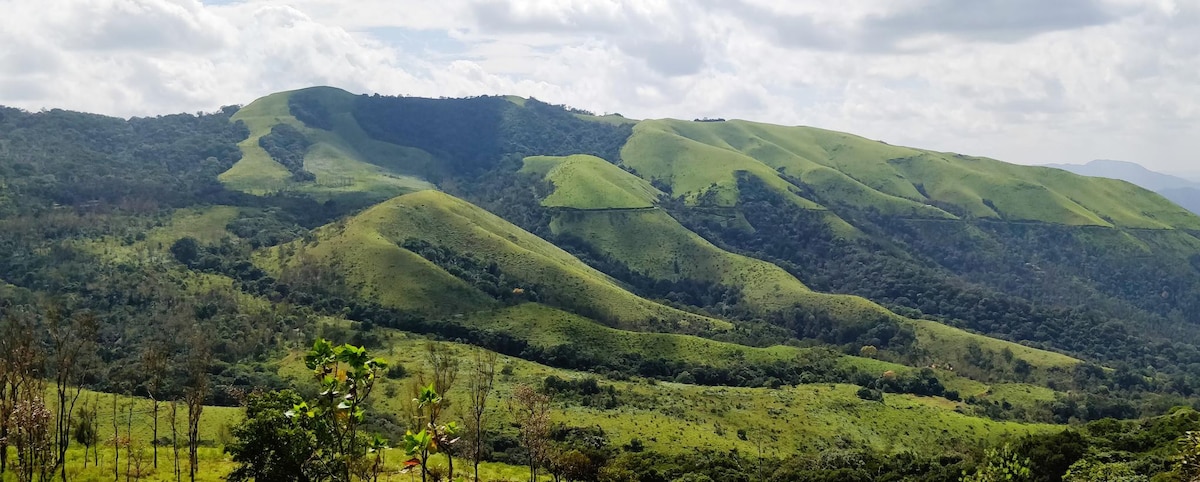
1 0 1196 171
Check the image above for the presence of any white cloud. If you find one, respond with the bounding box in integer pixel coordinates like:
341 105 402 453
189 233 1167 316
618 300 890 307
0 0 1197 171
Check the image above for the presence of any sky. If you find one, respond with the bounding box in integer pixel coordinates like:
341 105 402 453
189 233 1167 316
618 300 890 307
0 0 1197 171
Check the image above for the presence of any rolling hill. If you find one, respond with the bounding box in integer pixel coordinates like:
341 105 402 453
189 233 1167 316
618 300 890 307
217 86 1200 393
7 87 1200 480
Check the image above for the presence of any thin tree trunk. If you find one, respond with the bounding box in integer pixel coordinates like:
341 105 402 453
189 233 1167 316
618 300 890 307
151 398 158 469
187 402 201 482
93 400 99 468
112 394 119 482
126 403 133 482
170 401 180 482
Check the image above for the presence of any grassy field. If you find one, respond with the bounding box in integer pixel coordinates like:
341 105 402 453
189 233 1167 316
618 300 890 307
17 384 550 482
619 119 1200 229
284 330 1063 461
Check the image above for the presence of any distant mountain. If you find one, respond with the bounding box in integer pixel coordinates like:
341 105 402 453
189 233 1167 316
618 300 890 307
1044 159 1200 215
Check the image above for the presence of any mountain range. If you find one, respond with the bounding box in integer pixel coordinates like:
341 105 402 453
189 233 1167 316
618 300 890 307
1046 159 1200 215
3 86 1200 479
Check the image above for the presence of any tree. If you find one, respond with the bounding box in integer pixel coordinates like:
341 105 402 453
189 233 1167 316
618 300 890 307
72 399 98 468
550 449 596 482
48 308 98 482
226 390 316 482
1062 459 1143 482
289 338 388 482
466 348 498 482
961 445 1031 482
422 342 460 479
170 400 181 482
0 308 41 477
402 384 461 482
170 237 200 266
511 384 552 482
141 341 168 469
12 395 52 482
1178 430 1200 481
183 328 212 482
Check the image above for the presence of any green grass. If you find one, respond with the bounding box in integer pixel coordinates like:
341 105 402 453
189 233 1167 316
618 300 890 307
522 155 662 209
620 119 1200 229
61 388 242 446
260 190 731 333
912 320 1079 386
261 212 495 317
219 87 434 201
448 303 1052 407
460 303 813 367
294 329 1062 459
75 206 241 265
573 113 639 126
982 383 1061 406
144 206 240 247
548 208 817 313
618 121 825 210
27 383 547 482
218 91 296 193
913 320 1079 370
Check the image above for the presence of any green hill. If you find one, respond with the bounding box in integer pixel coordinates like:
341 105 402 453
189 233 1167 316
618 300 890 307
260 189 730 333
522 155 1079 381
219 87 434 203
623 119 1200 229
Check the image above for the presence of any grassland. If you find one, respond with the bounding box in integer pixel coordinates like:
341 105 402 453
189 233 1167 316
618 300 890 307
913 321 1079 370
23 383 549 482
219 87 434 201
74 206 241 266
218 91 294 193
620 119 1200 229
259 190 731 333
288 329 1063 460
522 155 662 209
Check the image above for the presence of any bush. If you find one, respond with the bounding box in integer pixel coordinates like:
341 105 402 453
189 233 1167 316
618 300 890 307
856 387 884 402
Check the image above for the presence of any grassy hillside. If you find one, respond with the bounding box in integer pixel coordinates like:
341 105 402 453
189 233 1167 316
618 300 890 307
219 87 433 201
622 120 1200 229
522 154 661 209
260 190 730 333
522 155 1080 382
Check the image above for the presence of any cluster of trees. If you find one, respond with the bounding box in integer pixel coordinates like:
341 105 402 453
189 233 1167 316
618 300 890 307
0 303 214 481
401 238 541 303
229 340 512 482
0 106 247 213
258 123 315 181
335 92 633 177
